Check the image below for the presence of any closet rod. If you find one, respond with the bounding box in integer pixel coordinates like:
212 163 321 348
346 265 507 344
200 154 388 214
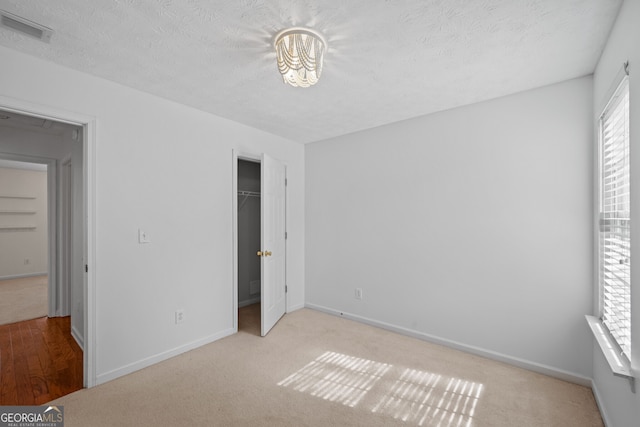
238 190 259 211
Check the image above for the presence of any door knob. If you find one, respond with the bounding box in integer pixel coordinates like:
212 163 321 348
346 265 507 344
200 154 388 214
265 251 272 257
257 251 263 257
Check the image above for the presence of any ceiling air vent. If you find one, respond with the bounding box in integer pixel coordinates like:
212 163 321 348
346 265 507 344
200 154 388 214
0 10 53 42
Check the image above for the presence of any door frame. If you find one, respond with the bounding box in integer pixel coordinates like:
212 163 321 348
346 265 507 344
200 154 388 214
59 155 72 317
232 149 288 334
0 95 97 388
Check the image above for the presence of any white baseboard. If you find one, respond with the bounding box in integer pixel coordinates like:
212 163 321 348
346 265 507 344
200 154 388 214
95 327 235 386
590 380 611 427
306 303 592 387
71 325 84 351
239 297 261 308
0 272 48 280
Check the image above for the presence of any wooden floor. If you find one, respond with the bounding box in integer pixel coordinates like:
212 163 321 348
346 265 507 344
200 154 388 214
0 316 83 405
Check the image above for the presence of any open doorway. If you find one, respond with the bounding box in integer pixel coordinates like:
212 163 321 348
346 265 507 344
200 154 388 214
234 152 287 337
237 159 261 336
0 108 86 402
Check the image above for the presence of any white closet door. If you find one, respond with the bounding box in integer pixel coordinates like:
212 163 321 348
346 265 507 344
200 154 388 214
261 153 286 336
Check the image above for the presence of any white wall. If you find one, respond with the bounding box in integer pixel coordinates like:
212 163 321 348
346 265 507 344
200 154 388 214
0 45 305 384
306 76 594 381
0 166 48 278
591 0 640 425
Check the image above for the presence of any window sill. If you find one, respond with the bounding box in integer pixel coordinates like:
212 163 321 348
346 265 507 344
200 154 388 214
586 315 635 391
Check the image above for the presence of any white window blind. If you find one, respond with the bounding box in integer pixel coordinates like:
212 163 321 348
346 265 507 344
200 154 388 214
599 76 631 360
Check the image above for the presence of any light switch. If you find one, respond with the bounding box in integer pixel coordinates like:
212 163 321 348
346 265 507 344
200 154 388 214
138 228 150 244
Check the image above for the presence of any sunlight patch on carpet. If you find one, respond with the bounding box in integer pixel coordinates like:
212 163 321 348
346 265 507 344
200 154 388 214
371 368 483 426
278 351 484 426
277 351 392 407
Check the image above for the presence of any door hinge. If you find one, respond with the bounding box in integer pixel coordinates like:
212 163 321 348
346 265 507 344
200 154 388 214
285 231 288 239
285 285 288 293
85 264 88 273
285 178 288 186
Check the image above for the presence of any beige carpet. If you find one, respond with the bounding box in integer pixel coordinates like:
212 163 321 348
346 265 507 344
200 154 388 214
52 307 603 427
0 275 48 325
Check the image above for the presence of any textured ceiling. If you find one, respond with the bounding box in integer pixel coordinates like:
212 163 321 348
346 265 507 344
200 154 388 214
0 0 622 144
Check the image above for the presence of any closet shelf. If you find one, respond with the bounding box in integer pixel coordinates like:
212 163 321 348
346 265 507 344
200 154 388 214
238 190 260 211
0 194 36 199
0 210 37 214
0 225 37 231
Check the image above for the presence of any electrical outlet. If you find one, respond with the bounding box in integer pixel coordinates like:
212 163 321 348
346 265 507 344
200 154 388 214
355 288 363 300
138 228 150 244
175 309 185 324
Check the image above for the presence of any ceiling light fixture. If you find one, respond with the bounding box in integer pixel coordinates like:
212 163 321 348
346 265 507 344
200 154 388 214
274 27 327 88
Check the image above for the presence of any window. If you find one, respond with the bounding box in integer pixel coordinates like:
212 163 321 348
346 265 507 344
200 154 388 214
598 76 631 361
